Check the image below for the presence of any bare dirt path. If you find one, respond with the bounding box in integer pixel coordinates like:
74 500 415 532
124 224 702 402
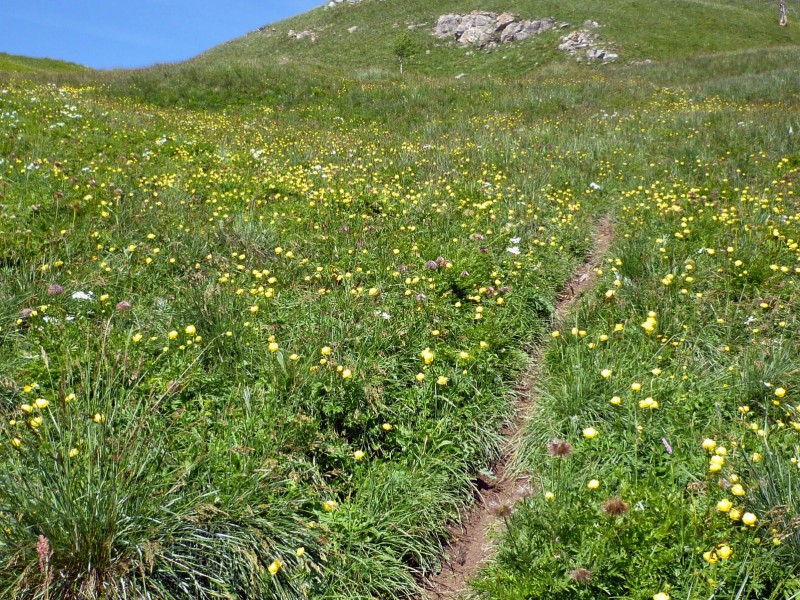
424 217 614 599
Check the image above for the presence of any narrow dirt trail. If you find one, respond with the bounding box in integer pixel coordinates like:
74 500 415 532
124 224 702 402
424 217 614 599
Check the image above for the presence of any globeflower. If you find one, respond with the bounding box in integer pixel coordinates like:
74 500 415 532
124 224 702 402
639 397 659 409
600 369 613 379
420 348 434 364
583 427 598 439
716 498 732 513
268 560 282 575
641 315 657 334
716 545 733 560
742 512 757 526
587 479 600 490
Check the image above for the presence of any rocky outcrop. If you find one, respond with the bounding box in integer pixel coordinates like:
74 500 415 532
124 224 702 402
288 29 318 42
433 11 557 48
326 0 364 7
558 30 618 61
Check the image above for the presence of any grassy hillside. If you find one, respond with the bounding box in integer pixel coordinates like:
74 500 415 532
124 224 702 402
0 52 88 74
1 1 799 599
101 0 800 111
201 0 798 75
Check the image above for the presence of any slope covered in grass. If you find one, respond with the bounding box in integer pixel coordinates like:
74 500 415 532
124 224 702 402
0 52 88 74
472 82 800 600
0 0 799 598
200 0 798 75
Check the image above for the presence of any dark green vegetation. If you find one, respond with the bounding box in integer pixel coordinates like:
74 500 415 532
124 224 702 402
1 0 799 598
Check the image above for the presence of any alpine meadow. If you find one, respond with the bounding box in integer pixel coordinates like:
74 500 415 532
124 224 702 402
1 0 800 599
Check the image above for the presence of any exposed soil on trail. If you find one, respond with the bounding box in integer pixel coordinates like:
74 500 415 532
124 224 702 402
424 217 613 599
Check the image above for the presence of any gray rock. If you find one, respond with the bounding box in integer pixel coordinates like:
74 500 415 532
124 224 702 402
559 30 595 51
288 29 318 41
459 26 499 48
456 12 498 47
496 12 518 29
433 11 556 48
499 22 523 43
512 17 556 41
560 29 617 61
434 14 462 38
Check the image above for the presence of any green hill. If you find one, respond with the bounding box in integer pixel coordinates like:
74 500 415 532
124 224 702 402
104 0 800 111
1 2 799 599
0 52 88 74
201 0 798 75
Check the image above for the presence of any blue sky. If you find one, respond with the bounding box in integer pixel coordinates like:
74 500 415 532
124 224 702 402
1 1 322 69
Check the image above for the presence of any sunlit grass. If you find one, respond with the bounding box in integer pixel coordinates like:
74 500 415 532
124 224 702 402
1 0 799 596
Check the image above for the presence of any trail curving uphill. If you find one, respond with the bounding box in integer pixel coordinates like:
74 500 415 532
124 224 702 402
425 217 614 599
